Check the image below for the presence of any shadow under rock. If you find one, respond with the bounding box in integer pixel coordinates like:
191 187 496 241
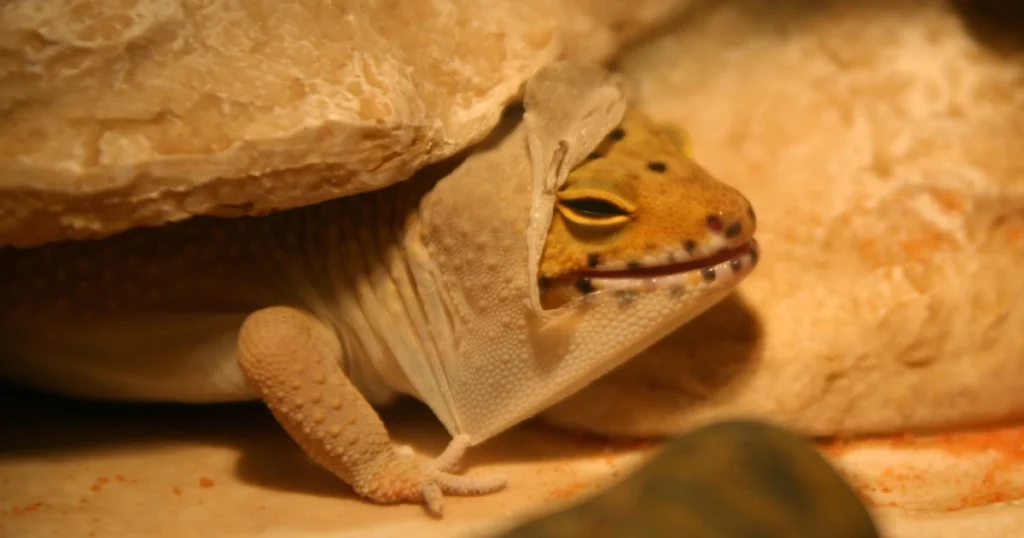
950 0 1024 55
0 381 359 498
0 382 274 457
0 379 645 500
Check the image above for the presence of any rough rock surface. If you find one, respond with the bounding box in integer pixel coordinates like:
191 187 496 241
543 0 1024 439
0 0 697 247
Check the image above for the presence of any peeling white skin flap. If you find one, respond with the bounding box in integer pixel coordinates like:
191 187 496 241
524 62 629 312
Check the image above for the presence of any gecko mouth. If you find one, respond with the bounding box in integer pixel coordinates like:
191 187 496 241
538 239 759 309
579 241 757 279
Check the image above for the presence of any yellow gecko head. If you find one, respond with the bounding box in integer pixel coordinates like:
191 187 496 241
416 62 761 443
539 109 758 309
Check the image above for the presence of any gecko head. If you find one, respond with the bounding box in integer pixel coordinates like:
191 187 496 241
538 109 759 310
412 95 762 444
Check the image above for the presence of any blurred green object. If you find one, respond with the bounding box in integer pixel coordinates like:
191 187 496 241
500 419 879 538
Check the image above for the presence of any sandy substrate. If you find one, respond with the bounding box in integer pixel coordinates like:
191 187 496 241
4 384 1024 538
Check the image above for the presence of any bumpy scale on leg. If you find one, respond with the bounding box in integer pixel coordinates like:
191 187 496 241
236 306 506 516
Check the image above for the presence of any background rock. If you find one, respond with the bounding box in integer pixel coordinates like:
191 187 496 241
542 0 1024 439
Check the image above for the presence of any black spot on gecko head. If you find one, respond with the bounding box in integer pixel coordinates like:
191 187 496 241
609 127 626 141
575 278 595 294
647 161 667 173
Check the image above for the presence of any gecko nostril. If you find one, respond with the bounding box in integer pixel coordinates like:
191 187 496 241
725 221 743 239
706 214 724 233
683 240 697 253
647 161 667 173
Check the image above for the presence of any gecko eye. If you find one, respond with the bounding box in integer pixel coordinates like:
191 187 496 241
559 198 630 219
555 185 636 229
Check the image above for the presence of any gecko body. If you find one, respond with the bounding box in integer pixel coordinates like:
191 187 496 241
0 63 759 514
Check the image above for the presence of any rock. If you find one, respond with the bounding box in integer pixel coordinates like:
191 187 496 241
0 0 698 247
500 419 879 538
542 0 1024 439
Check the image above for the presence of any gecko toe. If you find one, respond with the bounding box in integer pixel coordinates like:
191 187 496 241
421 481 445 517
415 471 505 517
435 471 508 496
432 434 472 472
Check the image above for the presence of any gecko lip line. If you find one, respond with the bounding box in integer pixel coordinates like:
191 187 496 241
579 239 758 280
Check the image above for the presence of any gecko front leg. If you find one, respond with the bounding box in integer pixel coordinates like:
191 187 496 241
236 306 506 516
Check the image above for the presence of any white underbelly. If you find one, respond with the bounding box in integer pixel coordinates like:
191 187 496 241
0 311 258 403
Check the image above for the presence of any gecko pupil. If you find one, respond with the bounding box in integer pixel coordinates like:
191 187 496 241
562 198 629 218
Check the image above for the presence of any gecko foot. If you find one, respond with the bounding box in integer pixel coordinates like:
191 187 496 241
364 435 507 517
